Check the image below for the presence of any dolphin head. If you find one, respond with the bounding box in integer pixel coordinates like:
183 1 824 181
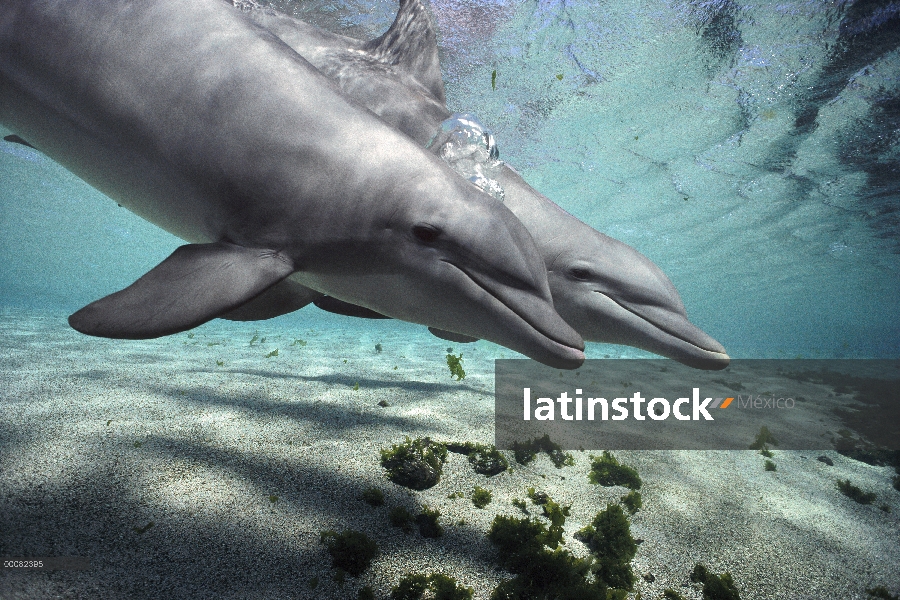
545 225 729 370
302 171 586 369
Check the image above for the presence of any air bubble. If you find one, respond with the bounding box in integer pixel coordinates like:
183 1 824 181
427 113 505 201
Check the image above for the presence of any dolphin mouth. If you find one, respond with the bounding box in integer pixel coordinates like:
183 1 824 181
442 259 585 367
595 291 730 370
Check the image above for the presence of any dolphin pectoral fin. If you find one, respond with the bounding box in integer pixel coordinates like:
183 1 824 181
3 134 36 149
427 327 479 344
363 0 446 104
313 296 392 319
221 279 321 321
69 242 294 338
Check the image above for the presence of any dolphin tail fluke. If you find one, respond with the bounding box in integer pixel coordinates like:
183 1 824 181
427 327 479 344
69 242 294 338
363 0 446 104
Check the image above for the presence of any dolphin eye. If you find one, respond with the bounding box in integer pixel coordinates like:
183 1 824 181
570 268 591 280
412 224 441 243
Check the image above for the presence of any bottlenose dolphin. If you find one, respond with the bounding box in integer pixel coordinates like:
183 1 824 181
0 0 586 369
239 0 730 369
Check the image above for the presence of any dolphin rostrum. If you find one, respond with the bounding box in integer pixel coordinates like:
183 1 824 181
239 0 730 370
0 0 586 369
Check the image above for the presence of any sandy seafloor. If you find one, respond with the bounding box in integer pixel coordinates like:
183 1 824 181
1 308 898 600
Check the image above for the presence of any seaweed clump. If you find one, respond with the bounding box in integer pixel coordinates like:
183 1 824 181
381 437 448 490
390 506 414 532
469 444 508 476
358 586 376 600
690 564 741 600
472 486 492 509
836 479 877 504
575 503 637 591
867 585 900 600
749 426 778 450
833 436 900 467
446 442 509 476
527 490 570 546
362 487 384 507
391 572 474 600
487 513 604 599
416 506 443 538
446 352 466 380
621 490 642 514
133 521 154 535
588 451 642 490
512 434 574 468
319 529 380 577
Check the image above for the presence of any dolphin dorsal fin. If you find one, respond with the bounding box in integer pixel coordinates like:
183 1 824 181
364 0 446 104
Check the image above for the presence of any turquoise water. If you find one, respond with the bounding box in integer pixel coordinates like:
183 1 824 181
1 4 899 598
1 0 898 360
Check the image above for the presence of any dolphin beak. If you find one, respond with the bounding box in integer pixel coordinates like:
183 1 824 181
590 292 730 370
456 262 586 369
423 197 585 369
495 299 587 369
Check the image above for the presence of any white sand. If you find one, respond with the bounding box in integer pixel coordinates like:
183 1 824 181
1 308 898 599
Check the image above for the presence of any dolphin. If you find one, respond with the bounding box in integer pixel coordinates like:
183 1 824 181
238 0 731 370
0 0 586 369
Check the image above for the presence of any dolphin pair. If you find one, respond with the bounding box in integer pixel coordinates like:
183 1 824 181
236 0 730 369
0 0 586 368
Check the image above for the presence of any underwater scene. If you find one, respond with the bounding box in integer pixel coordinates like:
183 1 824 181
1 0 898 598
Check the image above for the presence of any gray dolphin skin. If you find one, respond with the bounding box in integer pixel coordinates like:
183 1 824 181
0 0 587 369
240 0 730 370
